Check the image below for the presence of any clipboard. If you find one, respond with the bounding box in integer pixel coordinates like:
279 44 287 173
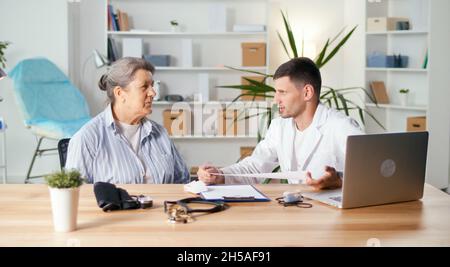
200 185 270 202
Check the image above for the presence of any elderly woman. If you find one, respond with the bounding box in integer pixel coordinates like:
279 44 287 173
65 57 190 184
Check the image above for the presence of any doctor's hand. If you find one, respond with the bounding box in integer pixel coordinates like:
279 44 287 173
197 164 225 185
305 166 342 190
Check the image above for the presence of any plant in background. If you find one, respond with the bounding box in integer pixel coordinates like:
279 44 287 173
220 9 384 137
0 41 11 68
399 88 410 106
170 20 180 32
45 169 84 189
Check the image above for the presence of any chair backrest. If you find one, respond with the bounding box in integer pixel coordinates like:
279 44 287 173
58 138 70 170
8 58 90 125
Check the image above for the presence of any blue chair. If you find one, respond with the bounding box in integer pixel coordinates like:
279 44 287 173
9 58 91 183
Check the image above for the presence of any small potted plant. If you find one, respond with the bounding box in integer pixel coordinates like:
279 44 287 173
399 88 410 106
45 169 84 232
170 20 179 32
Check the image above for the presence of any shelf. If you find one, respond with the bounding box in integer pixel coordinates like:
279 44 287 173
365 103 427 111
170 135 258 140
155 66 268 71
366 30 428 35
365 68 428 73
108 31 267 37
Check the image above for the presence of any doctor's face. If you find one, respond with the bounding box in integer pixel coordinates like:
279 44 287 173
273 76 306 119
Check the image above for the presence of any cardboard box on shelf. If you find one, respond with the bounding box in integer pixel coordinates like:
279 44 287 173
218 109 238 136
163 109 190 136
240 76 266 101
241 42 266 66
367 17 409 32
407 116 426 132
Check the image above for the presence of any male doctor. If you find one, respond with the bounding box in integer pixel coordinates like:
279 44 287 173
197 57 364 190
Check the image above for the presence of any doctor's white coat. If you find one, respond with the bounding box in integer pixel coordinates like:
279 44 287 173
221 103 364 184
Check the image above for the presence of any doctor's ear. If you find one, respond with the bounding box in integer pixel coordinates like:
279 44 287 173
303 84 316 101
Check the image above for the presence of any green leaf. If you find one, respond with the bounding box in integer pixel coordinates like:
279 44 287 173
321 25 357 67
329 26 347 46
242 77 276 92
314 39 330 68
277 30 291 59
337 93 349 116
225 65 273 77
280 10 298 58
45 169 84 189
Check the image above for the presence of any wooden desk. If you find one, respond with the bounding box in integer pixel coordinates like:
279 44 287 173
0 184 449 247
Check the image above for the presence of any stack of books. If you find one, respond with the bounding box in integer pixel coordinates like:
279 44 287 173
108 4 129 31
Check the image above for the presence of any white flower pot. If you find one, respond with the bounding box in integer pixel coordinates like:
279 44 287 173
399 93 408 106
49 187 80 232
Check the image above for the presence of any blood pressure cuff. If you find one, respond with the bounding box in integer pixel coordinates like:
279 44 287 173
93 182 140 212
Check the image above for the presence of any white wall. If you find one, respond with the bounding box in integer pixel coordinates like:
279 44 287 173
0 0 69 181
427 0 450 189
268 0 346 89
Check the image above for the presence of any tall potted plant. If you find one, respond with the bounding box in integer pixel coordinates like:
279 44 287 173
219 10 384 183
220 10 384 135
45 169 84 232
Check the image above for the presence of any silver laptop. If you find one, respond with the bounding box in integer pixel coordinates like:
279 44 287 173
302 132 429 209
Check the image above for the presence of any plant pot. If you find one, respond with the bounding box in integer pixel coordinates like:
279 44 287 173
49 187 80 232
171 25 179 32
399 93 408 106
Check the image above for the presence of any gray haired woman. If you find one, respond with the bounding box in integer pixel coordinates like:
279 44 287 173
66 57 190 184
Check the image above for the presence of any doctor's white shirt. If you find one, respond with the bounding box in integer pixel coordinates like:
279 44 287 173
221 103 364 184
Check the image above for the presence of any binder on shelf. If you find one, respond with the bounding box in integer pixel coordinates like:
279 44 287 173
108 4 119 31
117 10 129 31
369 81 390 104
107 38 118 62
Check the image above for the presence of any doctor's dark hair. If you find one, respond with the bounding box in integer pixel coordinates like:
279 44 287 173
98 57 155 104
273 57 322 101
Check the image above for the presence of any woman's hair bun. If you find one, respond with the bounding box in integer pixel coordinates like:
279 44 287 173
98 74 108 91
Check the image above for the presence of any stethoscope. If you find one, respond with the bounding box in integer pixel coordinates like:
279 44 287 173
276 191 313 208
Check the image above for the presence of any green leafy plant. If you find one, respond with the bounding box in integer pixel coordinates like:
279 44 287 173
45 169 84 189
399 88 410 94
0 41 11 68
170 20 179 26
220 9 384 135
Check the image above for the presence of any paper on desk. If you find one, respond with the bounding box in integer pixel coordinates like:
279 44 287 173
201 185 268 201
210 171 306 183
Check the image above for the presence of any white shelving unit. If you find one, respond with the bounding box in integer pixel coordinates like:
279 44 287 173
106 0 269 169
364 0 430 133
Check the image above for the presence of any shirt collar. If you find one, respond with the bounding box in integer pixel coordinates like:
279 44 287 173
104 104 154 139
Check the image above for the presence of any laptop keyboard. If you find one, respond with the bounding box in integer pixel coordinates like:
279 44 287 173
329 196 342 203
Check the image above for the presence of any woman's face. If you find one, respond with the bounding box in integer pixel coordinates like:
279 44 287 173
120 69 156 120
